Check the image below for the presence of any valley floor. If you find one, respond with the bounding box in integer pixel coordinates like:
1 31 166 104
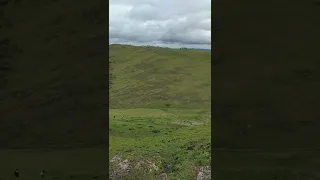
109 108 211 180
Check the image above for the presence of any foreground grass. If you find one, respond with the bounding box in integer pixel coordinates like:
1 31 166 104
109 108 211 179
0 148 107 180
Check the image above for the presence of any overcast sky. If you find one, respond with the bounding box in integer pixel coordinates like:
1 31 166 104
109 0 211 49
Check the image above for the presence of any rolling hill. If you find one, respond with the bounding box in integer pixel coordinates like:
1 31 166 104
109 44 211 110
109 45 211 179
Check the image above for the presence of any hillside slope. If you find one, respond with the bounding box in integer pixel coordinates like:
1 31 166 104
0 0 107 149
109 45 211 179
109 44 211 110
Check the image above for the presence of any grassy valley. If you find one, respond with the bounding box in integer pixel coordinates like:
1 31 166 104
109 45 211 179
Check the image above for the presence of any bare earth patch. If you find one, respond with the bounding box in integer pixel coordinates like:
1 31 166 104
197 166 211 180
173 121 203 126
110 155 161 180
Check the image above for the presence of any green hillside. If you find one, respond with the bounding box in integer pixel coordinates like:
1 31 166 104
109 45 211 180
109 44 211 110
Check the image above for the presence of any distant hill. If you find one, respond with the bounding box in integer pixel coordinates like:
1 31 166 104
190 48 211 51
109 44 211 110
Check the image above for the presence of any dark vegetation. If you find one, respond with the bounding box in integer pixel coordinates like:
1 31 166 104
213 0 320 179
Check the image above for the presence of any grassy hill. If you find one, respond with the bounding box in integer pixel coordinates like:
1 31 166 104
109 45 211 179
109 44 211 110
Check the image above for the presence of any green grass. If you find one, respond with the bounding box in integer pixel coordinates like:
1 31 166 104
109 108 211 179
109 45 211 179
109 44 211 110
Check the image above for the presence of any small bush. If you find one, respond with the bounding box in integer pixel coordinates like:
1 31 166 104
151 129 160 133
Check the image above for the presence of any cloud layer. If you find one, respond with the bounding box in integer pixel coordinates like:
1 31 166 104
109 0 211 49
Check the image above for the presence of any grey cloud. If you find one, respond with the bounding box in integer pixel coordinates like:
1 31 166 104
110 0 211 48
128 4 160 21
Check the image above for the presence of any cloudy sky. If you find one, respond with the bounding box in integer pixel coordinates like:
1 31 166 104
109 0 211 49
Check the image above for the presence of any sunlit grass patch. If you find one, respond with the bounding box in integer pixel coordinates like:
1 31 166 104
109 108 211 179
